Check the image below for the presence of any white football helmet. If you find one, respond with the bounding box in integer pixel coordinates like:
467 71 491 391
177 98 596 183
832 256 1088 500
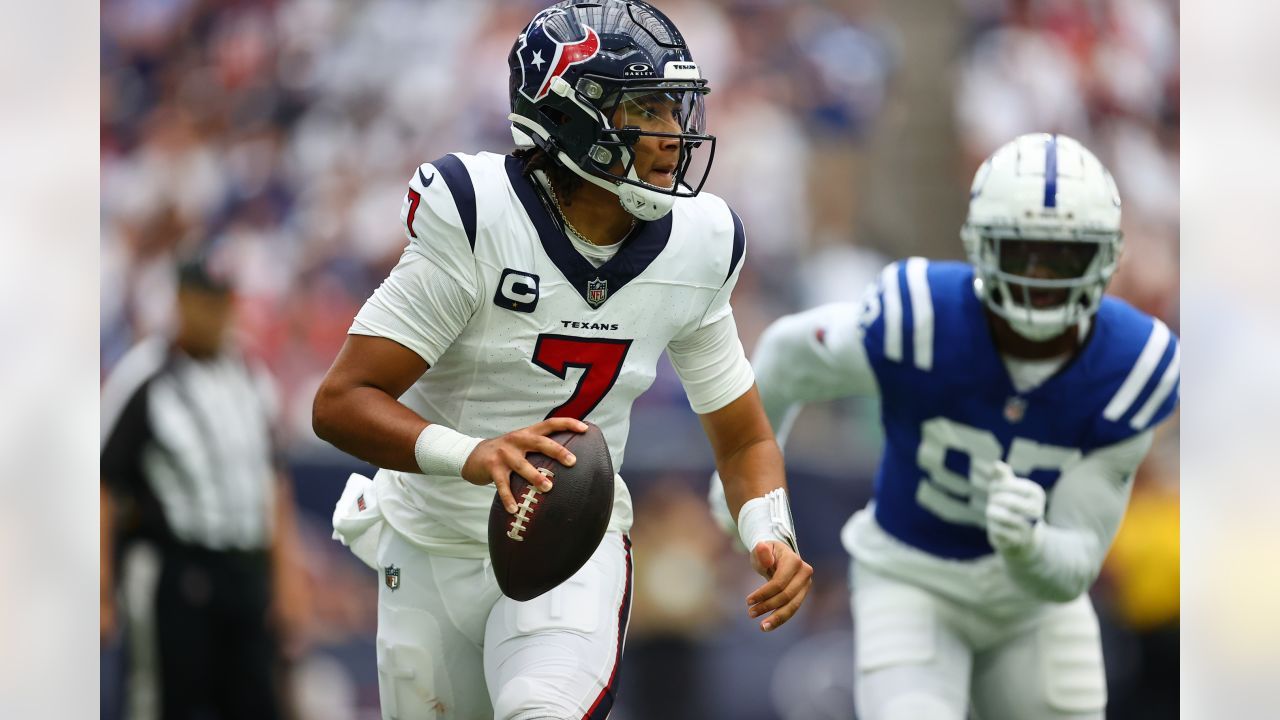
961 133 1123 341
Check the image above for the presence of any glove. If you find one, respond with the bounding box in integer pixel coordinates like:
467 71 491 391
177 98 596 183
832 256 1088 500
985 461 1046 556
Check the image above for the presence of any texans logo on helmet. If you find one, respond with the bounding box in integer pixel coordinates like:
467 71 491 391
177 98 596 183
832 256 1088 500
516 7 601 102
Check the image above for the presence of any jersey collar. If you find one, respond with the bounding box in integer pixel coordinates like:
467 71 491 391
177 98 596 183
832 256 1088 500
505 154 672 310
965 275 1100 401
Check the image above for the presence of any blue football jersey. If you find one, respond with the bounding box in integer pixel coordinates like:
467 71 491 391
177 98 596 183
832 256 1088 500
858 258 1180 560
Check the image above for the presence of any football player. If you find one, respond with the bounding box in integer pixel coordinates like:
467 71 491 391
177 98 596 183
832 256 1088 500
711 133 1179 719
312 2 812 718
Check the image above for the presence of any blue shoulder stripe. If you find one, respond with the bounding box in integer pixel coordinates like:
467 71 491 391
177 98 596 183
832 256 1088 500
725 207 745 286
433 154 477 250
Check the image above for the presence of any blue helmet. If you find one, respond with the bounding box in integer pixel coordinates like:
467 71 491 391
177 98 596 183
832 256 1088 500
508 0 715 220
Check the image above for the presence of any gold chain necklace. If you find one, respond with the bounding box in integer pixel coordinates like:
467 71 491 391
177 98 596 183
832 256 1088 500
546 179 636 245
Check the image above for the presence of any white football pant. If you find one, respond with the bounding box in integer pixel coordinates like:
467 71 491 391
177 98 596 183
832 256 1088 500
375 529 632 720
852 562 1106 720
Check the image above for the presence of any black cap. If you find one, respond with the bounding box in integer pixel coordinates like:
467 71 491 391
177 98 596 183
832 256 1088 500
176 255 234 294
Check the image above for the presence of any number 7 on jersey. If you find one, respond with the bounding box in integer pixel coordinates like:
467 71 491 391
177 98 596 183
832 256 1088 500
532 334 633 421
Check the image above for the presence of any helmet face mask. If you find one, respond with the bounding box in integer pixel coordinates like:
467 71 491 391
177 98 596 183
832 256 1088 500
507 0 716 220
968 228 1121 341
593 83 713 194
961 134 1123 342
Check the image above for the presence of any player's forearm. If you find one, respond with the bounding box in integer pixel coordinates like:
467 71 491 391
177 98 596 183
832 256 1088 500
752 317 813 447
312 383 427 473
752 351 803 448
718 436 787 520
752 303 877 447
1000 525 1102 602
999 432 1148 602
699 387 787 520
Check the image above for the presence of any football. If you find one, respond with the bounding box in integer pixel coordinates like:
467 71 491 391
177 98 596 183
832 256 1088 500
488 421 615 601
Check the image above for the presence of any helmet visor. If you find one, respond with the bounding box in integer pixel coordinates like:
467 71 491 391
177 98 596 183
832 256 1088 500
998 240 1099 280
615 87 707 136
977 235 1111 308
579 77 715 197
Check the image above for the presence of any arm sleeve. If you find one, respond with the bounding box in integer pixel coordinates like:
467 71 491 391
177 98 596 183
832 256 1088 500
667 313 756 415
695 204 746 330
100 381 152 495
350 247 481 366
696 259 740 329
1001 430 1154 601
100 341 163 494
753 302 880 448
667 203 753 414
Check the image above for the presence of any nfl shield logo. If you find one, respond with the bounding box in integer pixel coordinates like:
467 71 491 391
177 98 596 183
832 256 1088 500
384 565 400 591
1003 396 1027 424
587 278 608 307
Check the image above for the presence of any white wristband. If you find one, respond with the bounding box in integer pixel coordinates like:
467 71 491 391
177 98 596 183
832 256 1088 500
736 487 798 553
414 424 483 478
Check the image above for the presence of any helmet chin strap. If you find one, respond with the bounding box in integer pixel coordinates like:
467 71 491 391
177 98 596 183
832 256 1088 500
555 139 675 221
510 112 677 222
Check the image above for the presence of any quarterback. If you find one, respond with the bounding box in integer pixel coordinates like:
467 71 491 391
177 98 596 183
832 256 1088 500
312 2 812 718
714 133 1179 719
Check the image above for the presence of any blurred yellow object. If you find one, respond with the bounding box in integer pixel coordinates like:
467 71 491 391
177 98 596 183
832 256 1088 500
1202 514 1280 664
1103 486 1180 630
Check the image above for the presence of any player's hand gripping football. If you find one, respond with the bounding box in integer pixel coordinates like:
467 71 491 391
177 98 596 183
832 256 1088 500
985 461 1046 556
746 540 813 632
462 417 588 514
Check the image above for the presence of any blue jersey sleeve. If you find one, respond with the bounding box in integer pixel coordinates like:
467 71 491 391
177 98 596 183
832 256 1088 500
1091 309 1180 446
859 258 939 373
855 263 891 364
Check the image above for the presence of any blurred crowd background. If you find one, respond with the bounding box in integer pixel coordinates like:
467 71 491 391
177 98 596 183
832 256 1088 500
100 0 1180 718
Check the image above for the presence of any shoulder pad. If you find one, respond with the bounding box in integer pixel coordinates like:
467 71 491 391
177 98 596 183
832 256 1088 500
674 192 745 287
1098 310 1180 433
862 257 939 372
405 153 477 251
725 204 745 286
100 337 167 444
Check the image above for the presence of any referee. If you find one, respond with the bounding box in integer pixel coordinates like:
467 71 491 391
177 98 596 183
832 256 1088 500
100 256 305 720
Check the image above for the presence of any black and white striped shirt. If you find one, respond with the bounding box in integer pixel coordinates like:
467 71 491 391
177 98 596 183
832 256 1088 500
100 338 279 551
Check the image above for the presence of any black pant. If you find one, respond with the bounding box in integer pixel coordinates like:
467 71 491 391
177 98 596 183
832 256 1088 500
137 543 281 720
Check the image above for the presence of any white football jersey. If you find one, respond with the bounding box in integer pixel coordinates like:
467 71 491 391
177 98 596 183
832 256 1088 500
351 151 753 558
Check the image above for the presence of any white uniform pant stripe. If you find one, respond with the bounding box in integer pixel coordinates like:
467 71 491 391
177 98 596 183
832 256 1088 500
122 544 162 720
